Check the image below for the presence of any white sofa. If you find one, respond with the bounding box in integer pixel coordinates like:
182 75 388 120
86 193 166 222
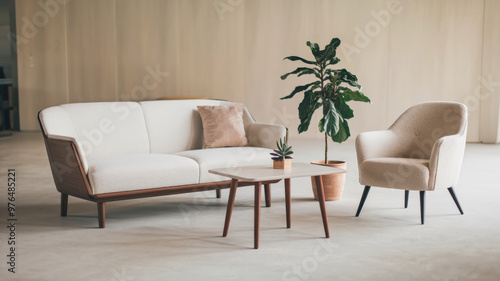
39 99 287 228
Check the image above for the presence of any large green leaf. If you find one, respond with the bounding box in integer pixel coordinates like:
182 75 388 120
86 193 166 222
335 69 361 88
339 87 371 103
331 119 351 143
281 81 320 100
281 67 316 80
320 38 341 62
298 91 321 133
326 57 341 66
318 100 340 137
283 56 317 65
306 41 321 61
326 37 341 50
335 96 354 119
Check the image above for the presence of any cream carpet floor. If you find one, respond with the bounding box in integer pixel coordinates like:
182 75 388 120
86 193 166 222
0 132 499 281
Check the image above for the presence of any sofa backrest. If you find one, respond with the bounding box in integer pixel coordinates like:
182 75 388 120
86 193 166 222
39 100 256 160
139 99 254 153
39 102 150 161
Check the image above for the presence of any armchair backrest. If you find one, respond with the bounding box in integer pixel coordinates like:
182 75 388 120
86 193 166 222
388 102 467 159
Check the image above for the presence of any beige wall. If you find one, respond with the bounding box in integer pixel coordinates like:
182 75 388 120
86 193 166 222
15 0 500 143
16 0 68 128
480 0 500 143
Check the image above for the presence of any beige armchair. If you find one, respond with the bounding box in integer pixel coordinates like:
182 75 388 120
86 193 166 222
355 102 467 224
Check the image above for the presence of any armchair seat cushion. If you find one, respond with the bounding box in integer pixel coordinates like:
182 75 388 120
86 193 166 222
87 154 200 194
359 157 430 191
175 147 273 183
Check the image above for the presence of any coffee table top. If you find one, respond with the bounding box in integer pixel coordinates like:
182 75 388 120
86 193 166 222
209 162 345 182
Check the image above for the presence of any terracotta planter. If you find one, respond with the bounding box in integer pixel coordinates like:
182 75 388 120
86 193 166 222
310 160 347 201
273 159 292 169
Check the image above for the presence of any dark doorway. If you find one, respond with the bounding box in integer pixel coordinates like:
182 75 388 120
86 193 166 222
0 0 19 136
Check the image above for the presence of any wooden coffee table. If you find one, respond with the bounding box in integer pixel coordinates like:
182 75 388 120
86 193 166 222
209 162 345 249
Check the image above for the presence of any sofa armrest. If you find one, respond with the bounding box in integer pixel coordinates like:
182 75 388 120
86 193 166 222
355 130 407 164
247 122 287 149
47 134 89 173
42 135 93 199
428 133 466 190
47 134 77 143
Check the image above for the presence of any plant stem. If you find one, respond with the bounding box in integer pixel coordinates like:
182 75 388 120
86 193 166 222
320 64 325 99
321 62 327 165
324 131 328 164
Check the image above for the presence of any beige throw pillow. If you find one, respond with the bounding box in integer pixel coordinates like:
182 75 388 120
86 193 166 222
197 105 249 148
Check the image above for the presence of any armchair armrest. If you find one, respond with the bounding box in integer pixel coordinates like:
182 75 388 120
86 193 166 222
428 133 466 190
355 130 405 164
247 122 287 149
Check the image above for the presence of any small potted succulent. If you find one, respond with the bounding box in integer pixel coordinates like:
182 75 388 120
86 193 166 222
271 137 293 169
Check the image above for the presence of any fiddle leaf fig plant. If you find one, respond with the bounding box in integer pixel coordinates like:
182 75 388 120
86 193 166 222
280 37 371 164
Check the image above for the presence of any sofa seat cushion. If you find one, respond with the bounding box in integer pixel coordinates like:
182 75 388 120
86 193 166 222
175 147 273 183
87 154 200 194
359 157 430 191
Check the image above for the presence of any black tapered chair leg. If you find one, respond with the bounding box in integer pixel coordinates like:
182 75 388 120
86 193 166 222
447 187 464 215
404 190 409 208
419 191 426 224
61 193 68 217
355 186 371 217
216 189 221 198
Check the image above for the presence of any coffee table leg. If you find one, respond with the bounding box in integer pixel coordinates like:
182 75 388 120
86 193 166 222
264 183 271 207
254 182 261 249
223 179 239 237
314 176 330 238
285 178 291 228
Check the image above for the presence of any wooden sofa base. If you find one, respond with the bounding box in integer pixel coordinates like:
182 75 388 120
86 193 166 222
61 180 279 228
39 114 278 229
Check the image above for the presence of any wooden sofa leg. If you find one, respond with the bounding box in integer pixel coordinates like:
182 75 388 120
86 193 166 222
98 202 105 228
61 193 68 217
216 189 221 198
